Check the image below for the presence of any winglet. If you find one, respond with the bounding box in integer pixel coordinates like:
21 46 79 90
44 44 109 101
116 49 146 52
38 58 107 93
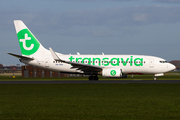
49 47 64 62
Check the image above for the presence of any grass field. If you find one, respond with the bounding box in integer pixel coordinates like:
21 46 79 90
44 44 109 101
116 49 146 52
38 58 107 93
1 84 180 119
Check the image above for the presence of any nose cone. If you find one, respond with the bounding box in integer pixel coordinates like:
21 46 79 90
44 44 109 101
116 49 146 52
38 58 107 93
169 63 176 71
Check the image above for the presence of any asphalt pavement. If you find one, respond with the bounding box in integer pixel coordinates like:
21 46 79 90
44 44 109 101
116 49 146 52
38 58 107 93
1 80 180 84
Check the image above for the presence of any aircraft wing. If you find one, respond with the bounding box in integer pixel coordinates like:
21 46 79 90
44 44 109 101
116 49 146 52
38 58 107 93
49 48 102 72
7 53 34 60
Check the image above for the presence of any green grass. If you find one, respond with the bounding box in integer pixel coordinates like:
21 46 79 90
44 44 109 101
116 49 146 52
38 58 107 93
0 84 180 119
0 74 180 81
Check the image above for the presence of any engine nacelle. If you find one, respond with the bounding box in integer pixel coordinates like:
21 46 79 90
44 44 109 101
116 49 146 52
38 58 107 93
102 68 122 77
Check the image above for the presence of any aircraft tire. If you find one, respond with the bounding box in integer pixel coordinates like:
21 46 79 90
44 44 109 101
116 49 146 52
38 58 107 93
94 76 99 81
89 76 94 81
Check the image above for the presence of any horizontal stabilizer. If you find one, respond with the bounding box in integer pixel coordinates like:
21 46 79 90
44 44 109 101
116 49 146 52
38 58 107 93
7 53 34 60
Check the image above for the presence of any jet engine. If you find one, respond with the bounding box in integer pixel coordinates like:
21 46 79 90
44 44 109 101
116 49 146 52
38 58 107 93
102 68 122 77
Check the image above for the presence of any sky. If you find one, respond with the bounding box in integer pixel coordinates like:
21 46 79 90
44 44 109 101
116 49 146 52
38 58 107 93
1 0 180 65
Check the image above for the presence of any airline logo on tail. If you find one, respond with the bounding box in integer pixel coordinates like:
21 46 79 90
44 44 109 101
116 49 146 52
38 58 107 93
20 33 34 50
17 29 40 55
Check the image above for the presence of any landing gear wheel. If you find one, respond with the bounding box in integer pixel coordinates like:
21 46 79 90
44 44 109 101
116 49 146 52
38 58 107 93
94 76 99 81
89 76 94 81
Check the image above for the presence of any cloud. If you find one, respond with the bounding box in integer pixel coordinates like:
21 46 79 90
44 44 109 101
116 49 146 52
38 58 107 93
133 13 148 21
1 6 180 37
55 0 137 1
92 29 113 37
39 6 180 29
153 0 180 3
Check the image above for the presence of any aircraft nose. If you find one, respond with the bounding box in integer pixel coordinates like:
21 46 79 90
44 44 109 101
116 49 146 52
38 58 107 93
169 63 176 71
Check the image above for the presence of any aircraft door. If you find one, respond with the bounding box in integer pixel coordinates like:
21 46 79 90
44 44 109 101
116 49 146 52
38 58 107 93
45 58 49 67
149 59 154 68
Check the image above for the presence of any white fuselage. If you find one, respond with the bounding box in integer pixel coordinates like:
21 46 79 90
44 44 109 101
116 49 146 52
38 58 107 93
21 50 175 75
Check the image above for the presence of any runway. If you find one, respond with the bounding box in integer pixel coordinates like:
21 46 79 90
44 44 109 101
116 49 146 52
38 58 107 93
1 80 180 84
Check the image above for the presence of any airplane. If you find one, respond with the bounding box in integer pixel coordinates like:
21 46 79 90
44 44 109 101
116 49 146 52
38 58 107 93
8 20 176 80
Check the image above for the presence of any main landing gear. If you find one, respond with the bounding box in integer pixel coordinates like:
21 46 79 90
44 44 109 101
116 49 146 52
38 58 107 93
89 75 99 81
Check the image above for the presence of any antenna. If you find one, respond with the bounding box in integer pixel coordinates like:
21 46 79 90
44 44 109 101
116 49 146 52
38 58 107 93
77 52 80 55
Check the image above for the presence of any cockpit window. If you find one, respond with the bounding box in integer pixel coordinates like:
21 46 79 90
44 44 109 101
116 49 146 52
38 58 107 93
160 61 168 63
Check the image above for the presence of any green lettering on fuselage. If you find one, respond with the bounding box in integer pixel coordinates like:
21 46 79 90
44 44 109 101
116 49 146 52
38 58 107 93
68 56 143 67
76 57 82 62
134 58 143 66
111 58 119 66
102 58 109 66
121 58 129 66
130 56 133 66
82 58 91 65
93 58 101 66
69 56 74 62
